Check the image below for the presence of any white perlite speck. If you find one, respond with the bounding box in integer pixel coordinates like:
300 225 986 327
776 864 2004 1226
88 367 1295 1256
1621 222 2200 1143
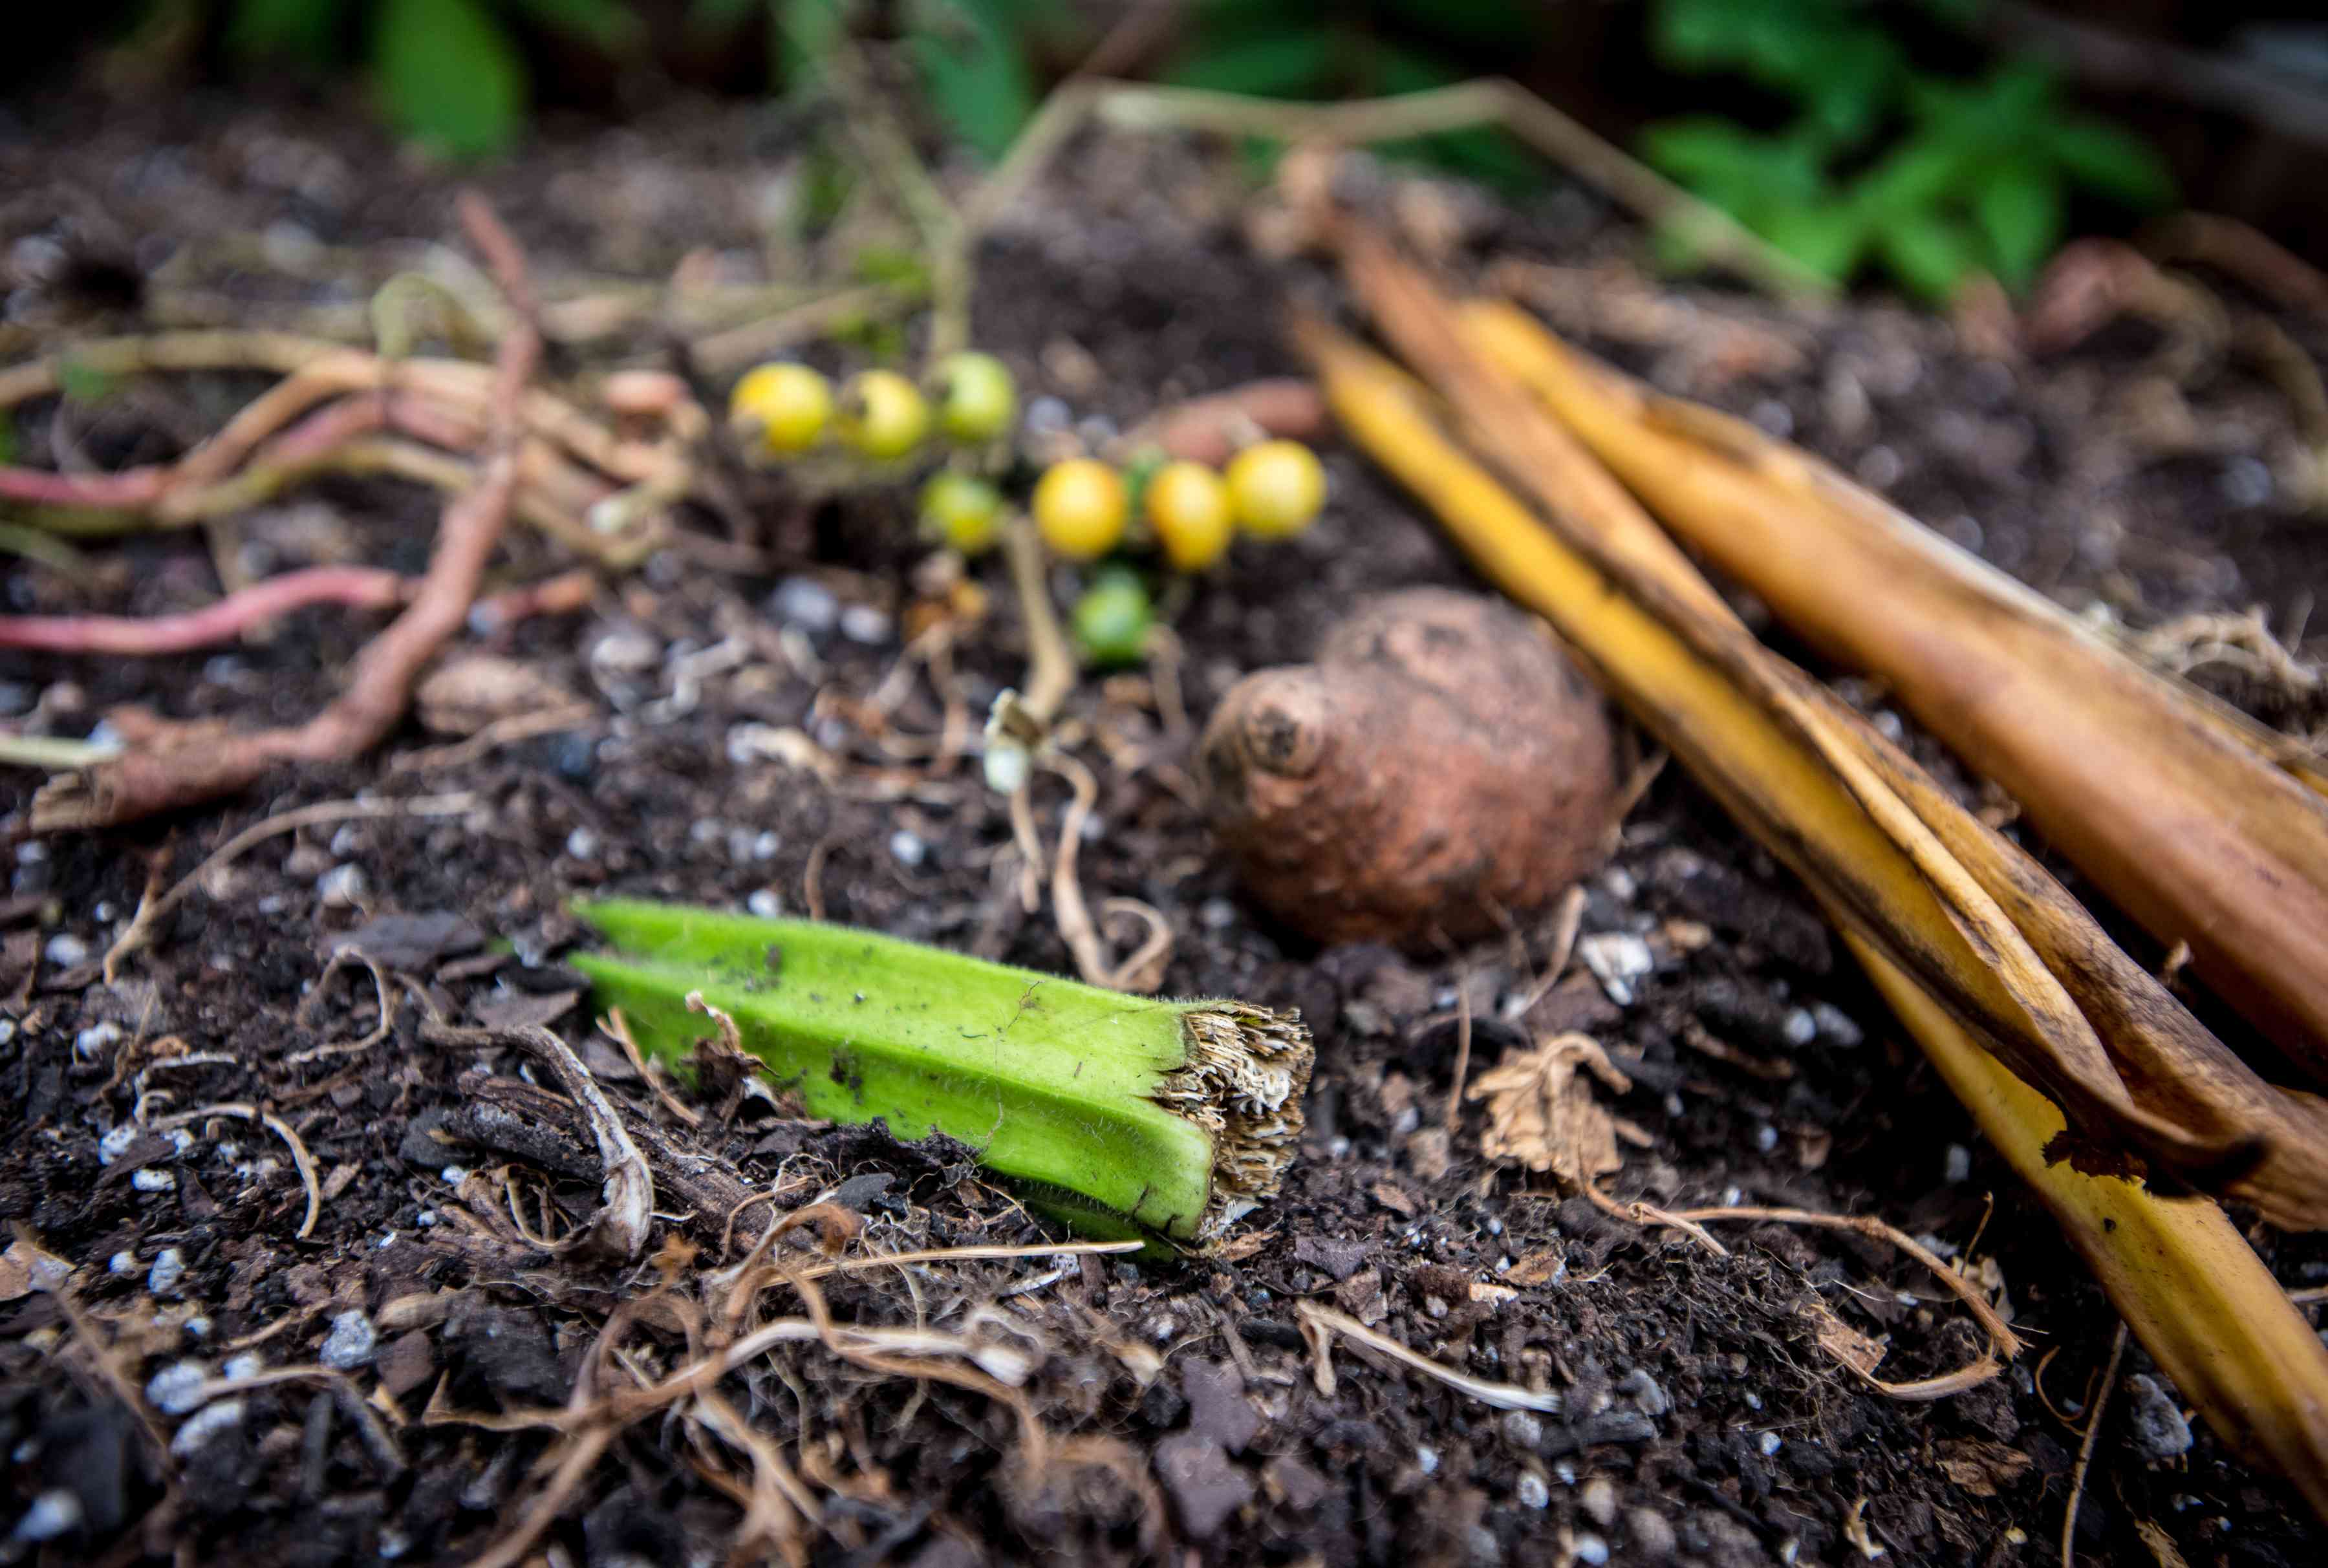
319 1310 377 1371
145 1361 210 1416
147 1248 186 1296
169 1400 244 1457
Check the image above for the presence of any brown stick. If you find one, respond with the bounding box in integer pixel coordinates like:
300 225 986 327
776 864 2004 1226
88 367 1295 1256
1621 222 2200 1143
30 194 543 832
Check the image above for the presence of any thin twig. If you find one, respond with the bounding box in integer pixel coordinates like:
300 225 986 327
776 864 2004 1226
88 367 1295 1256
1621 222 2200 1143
1444 976 1474 1137
100 794 475 979
1297 1301 1562 1412
2062 1323 2129 1567
149 1102 323 1240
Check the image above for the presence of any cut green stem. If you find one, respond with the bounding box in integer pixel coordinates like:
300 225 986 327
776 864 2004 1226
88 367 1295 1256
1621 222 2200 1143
568 899 1313 1251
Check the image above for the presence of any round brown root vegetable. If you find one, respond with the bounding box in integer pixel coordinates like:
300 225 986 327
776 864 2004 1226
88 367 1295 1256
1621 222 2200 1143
1200 588 1622 948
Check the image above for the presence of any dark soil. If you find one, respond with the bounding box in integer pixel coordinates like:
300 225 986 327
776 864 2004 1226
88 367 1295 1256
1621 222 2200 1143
4 83 2327 1568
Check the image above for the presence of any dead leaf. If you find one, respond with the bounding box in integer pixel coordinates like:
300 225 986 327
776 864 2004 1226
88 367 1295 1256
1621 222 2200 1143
1505 1249 1564 1287
0 1238 70 1300
1467 1031 1633 1190
416 653 576 735
1934 1437 2034 1498
1216 1229 1273 1263
1369 1181 1418 1216
2133 1518 2192 1568
1803 1296 1888 1381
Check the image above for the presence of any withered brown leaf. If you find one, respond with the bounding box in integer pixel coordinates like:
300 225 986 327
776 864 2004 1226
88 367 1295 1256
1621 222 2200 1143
1467 1031 1633 1190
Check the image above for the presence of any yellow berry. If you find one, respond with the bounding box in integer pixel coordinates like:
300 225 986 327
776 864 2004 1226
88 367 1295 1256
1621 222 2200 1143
931 351 1017 443
1225 439 1327 539
835 369 931 461
919 471 1004 555
1144 460 1234 571
1032 458 1128 561
728 362 832 456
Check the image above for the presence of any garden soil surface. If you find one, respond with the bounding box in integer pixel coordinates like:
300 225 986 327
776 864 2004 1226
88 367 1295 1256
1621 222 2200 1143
4 83 2327 1568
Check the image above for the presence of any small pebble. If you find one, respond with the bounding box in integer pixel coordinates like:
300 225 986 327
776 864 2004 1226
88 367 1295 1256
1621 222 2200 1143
169 1400 244 1457
1416 1445 1439 1475
319 1310 377 1371
316 865 367 908
2219 455 2273 508
108 1251 137 1275
690 818 726 846
42 933 89 968
11 1490 81 1543
131 1169 177 1193
222 1353 265 1381
1514 1472 1549 1510
563 827 599 861
1754 1124 1779 1154
1025 395 1072 435
147 1248 185 1296
889 829 927 868
1627 1508 1677 1561
839 604 892 645
1573 1534 1610 1566
1810 1002 1862 1047
184 1318 210 1338
1945 1144 1973 1185
441 1165 468 1185
748 890 782 919
73 1022 122 1061
1579 1477 1617 1527
752 830 781 861
98 1125 140 1166
770 578 839 636
2125 1373 2194 1461
1501 1410 1542 1448
145 1360 210 1415
1757 1430 1783 1457
1617 1369 1669 1417
1782 1007 1817 1047
1577 932 1654 1007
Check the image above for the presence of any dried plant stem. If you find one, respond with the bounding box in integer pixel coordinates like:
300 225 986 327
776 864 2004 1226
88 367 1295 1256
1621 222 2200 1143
971 78 1828 300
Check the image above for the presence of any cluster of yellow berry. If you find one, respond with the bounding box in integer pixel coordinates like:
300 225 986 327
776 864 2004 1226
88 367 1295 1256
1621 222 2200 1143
727 353 1328 666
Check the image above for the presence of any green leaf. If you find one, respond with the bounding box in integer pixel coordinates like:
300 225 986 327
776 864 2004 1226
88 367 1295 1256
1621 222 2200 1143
2048 116 2175 209
508 0 644 52
907 0 1039 162
372 0 527 158
1974 158 2064 292
1800 30 1902 147
1164 26 1340 99
1650 0 1756 72
227 0 350 61
1756 200 1866 281
687 0 762 35
56 360 122 405
1851 128 1978 223
1878 211 1981 304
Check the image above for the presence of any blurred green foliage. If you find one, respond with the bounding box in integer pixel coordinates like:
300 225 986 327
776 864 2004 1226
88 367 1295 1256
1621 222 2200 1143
1641 0 2174 300
1163 0 1544 189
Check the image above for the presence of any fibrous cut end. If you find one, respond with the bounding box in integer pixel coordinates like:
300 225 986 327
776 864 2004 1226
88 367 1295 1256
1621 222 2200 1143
1158 1002 1316 1246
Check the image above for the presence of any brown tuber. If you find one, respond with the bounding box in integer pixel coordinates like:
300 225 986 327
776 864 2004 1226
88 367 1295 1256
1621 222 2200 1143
1200 588 1622 947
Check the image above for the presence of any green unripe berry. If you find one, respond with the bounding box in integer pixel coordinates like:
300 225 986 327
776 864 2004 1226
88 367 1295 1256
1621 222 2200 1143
1073 568 1154 669
836 369 932 461
920 471 1004 555
1032 458 1129 561
1144 460 1235 572
729 362 833 456
1225 439 1327 539
931 351 1018 443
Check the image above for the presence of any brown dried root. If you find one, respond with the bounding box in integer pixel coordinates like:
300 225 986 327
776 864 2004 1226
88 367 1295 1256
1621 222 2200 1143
147 1102 323 1240
29 194 541 833
1041 752 1173 993
1296 1301 1561 1412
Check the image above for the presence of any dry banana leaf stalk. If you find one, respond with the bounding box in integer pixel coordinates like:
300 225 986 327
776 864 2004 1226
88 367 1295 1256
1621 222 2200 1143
1323 230 2328 1231
1296 237 2328 1514
1458 297 2328 1082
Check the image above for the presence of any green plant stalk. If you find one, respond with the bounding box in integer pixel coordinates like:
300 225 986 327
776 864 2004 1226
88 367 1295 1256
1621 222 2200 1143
568 899 1313 1250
